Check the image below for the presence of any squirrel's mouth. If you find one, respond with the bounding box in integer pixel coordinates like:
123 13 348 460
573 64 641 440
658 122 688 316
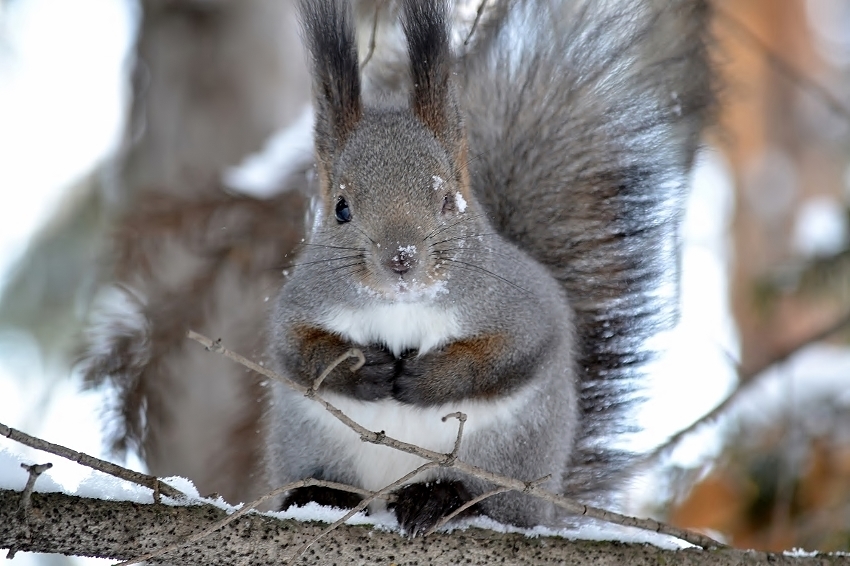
358 274 449 303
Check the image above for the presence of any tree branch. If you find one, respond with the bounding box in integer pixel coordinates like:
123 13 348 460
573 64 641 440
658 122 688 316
1 489 846 565
0 421 185 501
115 476 388 566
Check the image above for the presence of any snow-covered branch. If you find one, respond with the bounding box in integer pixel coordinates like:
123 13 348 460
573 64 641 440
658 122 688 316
2 488 845 565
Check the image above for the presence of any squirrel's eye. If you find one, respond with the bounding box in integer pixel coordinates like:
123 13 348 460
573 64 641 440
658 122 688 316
335 197 352 223
441 193 454 214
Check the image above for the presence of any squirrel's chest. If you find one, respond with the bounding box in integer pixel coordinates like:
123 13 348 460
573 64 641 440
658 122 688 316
319 302 461 356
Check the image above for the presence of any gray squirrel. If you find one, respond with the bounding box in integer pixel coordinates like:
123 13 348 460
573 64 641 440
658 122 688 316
265 0 712 534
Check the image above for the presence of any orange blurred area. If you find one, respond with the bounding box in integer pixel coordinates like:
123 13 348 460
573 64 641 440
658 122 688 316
665 0 850 551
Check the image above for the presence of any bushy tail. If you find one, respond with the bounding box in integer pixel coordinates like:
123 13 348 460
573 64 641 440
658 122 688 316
461 0 713 501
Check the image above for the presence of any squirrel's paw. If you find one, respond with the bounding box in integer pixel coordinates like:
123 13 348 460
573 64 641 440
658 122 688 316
390 352 429 404
389 480 474 537
348 344 399 401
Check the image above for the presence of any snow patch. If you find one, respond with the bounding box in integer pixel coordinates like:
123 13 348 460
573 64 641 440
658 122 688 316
454 192 468 212
0 449 64 493
784 548 819 558
792 196 847 258
271 500 376 526
452 515 698 550
0 448 210 507
223 106 315 198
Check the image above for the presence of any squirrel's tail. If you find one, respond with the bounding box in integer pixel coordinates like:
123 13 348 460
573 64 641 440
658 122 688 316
461 0 713 501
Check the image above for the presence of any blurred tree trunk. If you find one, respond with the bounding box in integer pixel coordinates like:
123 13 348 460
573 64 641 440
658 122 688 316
115 0 309 202
86 0 311 505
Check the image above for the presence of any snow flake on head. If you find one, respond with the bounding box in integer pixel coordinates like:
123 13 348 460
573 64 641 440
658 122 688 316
397 245 417 256
432 176 445 191
454 192 468 213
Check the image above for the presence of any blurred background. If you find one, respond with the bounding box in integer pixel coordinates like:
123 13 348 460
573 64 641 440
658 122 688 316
0 0 849 563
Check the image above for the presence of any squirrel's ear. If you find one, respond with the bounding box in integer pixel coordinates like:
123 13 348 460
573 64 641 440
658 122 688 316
402 0 464 154
299 0 362 168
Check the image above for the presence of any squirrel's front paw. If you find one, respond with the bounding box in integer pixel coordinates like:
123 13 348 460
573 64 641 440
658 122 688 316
389 480 474 537
391 352 427 404
347 344 399 401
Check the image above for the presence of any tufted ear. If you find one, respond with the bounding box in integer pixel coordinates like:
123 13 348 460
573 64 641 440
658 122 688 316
299 0 362 172
401 0 465 157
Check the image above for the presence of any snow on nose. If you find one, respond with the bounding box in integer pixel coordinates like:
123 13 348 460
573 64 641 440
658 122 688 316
389 244 417 274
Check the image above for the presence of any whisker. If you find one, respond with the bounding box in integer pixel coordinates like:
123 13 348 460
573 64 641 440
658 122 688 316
321 261 368 273
352 225 379 247
283 254 366 269
436 258 529 295
432 246 528 267
298 242 369 252
425 212 487 240
429 232 500 246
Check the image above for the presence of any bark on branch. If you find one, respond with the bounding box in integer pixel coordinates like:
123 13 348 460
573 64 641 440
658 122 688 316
1 489 846 565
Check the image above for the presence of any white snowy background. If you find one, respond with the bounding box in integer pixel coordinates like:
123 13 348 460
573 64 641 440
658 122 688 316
1 0 848 563
0 1 136 564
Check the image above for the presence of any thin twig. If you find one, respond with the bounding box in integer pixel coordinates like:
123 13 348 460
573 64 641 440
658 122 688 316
187 330 448 462
287 462 439 564
7 462 53 559
187 330 723 549
0 422 185 502
647 309 850 462
312 348 364 391
464 0 488 46
423 486 510 537
426 473 552 536
360 0 384 69
114 477 386 566
19 462 52 518
422 473 551 537
441 411 467 465
716 6 850 125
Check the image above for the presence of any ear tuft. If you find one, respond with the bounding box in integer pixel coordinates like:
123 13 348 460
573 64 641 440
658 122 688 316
401 0 461 150
299 0 362 165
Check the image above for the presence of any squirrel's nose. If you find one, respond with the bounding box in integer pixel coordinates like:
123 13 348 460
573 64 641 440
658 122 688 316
387 246 417 275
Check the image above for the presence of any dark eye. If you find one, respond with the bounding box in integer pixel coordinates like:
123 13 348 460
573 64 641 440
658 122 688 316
441 193 454 214
335 197 352 223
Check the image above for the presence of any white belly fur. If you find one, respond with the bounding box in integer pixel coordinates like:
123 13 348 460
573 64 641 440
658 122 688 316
299 387 535 493
319 302 461 356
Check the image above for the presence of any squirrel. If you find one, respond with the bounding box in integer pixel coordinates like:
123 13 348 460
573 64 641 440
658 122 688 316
266 0 711 535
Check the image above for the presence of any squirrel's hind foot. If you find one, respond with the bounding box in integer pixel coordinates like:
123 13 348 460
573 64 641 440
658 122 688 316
389 480 476 537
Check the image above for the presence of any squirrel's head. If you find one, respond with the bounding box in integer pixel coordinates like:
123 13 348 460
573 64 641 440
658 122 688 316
299 0 477 301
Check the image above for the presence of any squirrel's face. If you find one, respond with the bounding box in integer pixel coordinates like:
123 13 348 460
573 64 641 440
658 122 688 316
308 109 477 302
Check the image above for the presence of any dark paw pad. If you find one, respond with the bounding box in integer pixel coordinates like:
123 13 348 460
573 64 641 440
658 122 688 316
281 486 363 510
389 480 475 537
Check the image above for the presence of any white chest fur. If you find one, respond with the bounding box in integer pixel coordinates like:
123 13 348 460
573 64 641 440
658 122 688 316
319 302 461 356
